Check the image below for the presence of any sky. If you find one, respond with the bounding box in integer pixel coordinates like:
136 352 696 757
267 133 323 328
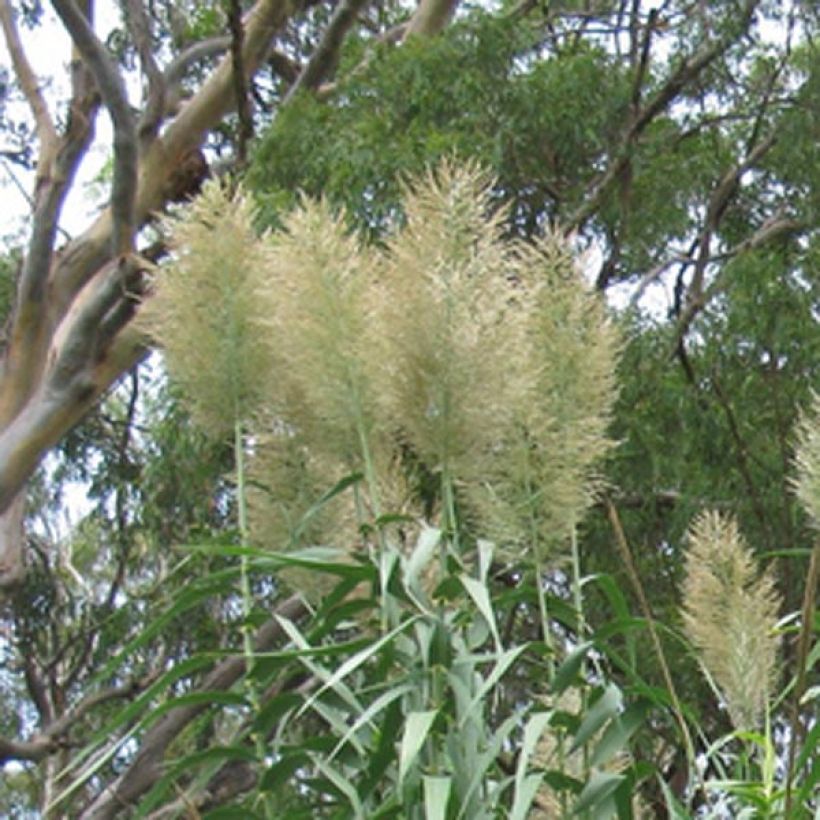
1 2 120 241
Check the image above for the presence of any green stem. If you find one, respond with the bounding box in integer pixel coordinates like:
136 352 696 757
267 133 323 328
522 444 555 677
234 420 270 806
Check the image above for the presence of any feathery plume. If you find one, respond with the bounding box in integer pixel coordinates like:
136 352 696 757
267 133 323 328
259 197 381 469
469 233 620 559
681 511 781 731
792 393 820 527
140 181 268 439
247 422 361 598
372 161 522 488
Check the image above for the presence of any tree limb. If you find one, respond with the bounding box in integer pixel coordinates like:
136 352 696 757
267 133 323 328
403 0 460 38
0 676 153 765
0 0 58 170
566 0 760 232
78 594 308 820
163 34 232 92
123 0 166 144
687 131 777 303
228 0 254 167
52 0 138 256
283 0 373 105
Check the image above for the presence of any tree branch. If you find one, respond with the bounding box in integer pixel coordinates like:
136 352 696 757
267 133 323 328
0 676 151 765
78 594 308 820
163 35 233 90
227 0 254 167
403 0 460 38
283 0 372 105
566 0 760 232
123 0 166 144
52 0 138 256
0 0 58 168
687 131 777 303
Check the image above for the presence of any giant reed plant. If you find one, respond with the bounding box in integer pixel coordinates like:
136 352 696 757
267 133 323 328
140 179 273 779
57 163 819 818
137 164 641 818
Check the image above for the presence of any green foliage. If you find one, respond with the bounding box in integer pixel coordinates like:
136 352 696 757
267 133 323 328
249 14 631 240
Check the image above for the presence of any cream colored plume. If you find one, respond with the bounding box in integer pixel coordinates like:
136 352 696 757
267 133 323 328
681 511 781 731
140 181 268 439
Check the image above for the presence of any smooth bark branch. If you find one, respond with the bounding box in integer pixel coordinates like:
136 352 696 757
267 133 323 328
163 35 233 92
0 497 25 587
123 0 165 143
0 0 306 566
404 0 460 38
51 0 138 255
284 0 373 105
53 0 302 316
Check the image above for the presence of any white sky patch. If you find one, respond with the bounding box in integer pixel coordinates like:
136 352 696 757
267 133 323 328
0 1 122 239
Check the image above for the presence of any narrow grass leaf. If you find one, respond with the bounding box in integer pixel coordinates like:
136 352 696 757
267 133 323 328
314 757 366 819
510 774 546 820
458 711 520 818
458 645 527 729
460 574 501 651
292 472 363 543
399 710 439 787
552 641 594 694
329 684 412 762
571 770 624 815
510 711 552 820
589 699 647 768
477 539 494 583
570 683 622 753
423 775 452 820
404 525 441 601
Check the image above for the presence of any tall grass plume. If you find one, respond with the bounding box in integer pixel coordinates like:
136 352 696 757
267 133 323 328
139 181 268 439
681 511 781 731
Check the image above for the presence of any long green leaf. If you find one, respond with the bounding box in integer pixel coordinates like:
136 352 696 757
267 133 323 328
552 641 594 694
457 711 520 818
572 770 624 815
510 774 544 820
510 711 552 820
424 775 452 820
589 700 647 768
570 684 622 753
460 574 502 652
313 756 366 819
329 685 412 763
399 710 439 786
292 472 363 543
458 645 527 729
